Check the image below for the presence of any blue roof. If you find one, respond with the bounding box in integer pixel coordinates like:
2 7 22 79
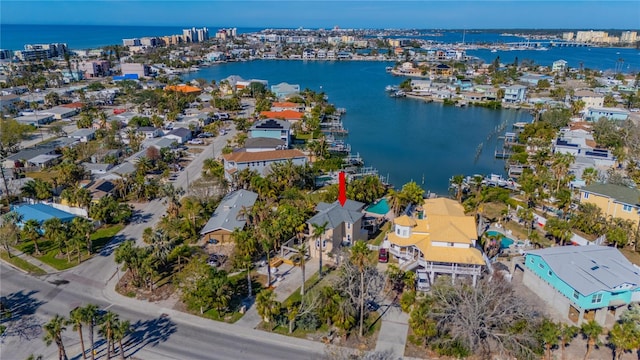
13 203 77 224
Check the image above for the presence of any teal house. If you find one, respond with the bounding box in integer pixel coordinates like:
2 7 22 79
249 119 291 148
523 246 640 326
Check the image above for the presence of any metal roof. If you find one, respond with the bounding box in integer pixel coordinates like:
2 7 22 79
200 190 258 235
526 246 640 296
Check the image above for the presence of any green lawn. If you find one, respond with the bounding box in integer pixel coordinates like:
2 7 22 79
16 224 123 271
0 251 47 275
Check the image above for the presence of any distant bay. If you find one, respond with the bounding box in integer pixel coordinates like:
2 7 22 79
183 61 533 195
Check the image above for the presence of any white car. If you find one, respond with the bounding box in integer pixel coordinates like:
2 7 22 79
188 139 204 145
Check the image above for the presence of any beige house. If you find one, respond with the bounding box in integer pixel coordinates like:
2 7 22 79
580 183 640 225
306 200 366 261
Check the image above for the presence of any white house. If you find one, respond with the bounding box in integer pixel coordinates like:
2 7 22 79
503 85 527 103
222 149 307 182
68 128 96 142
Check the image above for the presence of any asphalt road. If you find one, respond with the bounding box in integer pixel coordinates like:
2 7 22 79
1 124 330 359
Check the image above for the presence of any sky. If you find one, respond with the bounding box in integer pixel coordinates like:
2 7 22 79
1 1 639 29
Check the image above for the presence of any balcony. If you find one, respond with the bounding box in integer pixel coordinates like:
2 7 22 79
418 258 482 276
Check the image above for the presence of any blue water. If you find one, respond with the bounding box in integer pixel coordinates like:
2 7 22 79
486 231 515 249
182 61 532 194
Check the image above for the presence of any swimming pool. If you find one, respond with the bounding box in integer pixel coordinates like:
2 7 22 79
365 198 390 215
485 230 515 249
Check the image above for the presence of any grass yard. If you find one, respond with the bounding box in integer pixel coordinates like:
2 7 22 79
16 224 123 271
0 250 47 275
24 170 61 182
621 248 640 266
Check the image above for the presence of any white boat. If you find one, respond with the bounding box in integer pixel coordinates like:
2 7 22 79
385 85 399 92
491 49 498 53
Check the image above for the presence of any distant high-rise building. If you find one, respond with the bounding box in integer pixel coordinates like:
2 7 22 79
0 49 13 60
123 38 141 47
620 31 637 43
196 27 209 42
16 43 68 61
562 32 574 41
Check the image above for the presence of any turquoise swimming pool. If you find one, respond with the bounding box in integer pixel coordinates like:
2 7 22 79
365 199 390 215
486 230 515 249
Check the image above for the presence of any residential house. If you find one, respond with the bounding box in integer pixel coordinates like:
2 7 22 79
585 107 629 122
14 114 55 126
259 110 303 122
249 118 291 147
78 60 110 78
244 138 287 152
82 178 116 202
503 85 527 103
306 200 366 260
552 60 568 73
523 246 640 326
199 190 258 243
136 126 162 139
552 127 616 176
222 149 307 182
431 64 452 77
120 63 151 79
270 101 304 112
12 203 77 225
164 84 202 95
573 90 605 109
383 197 485 286
0 94 20 110
164 128 192 144
82 162 114 176
580 183 640 225
68 128 96 142
42 106 79 120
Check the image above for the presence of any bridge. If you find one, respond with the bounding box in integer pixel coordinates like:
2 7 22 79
503 40 590 48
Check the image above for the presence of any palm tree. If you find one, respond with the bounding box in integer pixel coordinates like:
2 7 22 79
112 319 131 360
608 320 640 360
581 167 598 185
71 217 94 256
75 188 92 212
450 174 465 202
100 311 119 359
43 217 68 259
43 314 69 360
255 289 280 324
350 240 370 337
0 211 22 257
581 320 603 360
540 318 561 360
69 307 88 359
21 219 42 255
294 243 308 295
83 304 100 360
559 323 579 360
311 221 329 279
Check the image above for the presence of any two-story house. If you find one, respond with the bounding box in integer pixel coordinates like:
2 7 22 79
222 149 307 182
384 197 485 286
523 246 640 326
580 183 640 225
249 118 291 148
306 200 366 260
502 85 527 103
199 189 258 244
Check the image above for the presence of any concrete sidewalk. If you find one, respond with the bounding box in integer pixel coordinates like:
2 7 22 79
374 299 410 360
235 257 320 329
3 247 58 274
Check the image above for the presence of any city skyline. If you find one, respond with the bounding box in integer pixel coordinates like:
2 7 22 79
2 1 639 30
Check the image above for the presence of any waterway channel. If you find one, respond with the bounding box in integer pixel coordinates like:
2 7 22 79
184 60 533 195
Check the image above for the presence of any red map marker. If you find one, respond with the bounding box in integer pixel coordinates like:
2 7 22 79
338 171 346 206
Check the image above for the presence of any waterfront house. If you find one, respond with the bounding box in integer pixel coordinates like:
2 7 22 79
249 118 291 147
585 107 629 122
502 85 527 103
200 189 258 244
307 200 366 260
522 246 640 326
552 59 568 73
552 127 615 174
259 110 303 122
383 197 485 286
580 183 640 225
222 149 307 182
244 138 286 152
270 101 304 112
271 83 304 99
431 64 452 77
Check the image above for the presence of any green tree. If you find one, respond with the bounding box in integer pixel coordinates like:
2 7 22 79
21 219 42 255
409 297 437 346
558 323 579 360
608 320 640 360
581 320 603 360
0 212 22 257
539 318 561 360
295 243 309 295
99 311 119 359
82 304 100 360
112 319 131 360
311 221 329 279
350 240 370 337
69 307 88 359
43 314 69 360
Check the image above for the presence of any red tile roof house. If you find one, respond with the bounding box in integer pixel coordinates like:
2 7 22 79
259 109 304 121
222 149 307 182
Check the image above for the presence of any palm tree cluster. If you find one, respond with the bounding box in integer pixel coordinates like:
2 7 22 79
44 304 131 360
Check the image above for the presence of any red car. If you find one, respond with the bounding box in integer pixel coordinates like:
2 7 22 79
378 248 389 263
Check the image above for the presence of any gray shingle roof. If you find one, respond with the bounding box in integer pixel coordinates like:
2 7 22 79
200 190 258 235
307 200 365 228
583 183 640 206
526 246 640 296
244 137 286 149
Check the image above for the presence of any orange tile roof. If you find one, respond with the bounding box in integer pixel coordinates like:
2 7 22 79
164 85 202 94
223 149 306 163
272 102 300 108
61 102 83 108
260 110 303 120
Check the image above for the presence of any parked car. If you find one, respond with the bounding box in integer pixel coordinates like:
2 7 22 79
378 248 388 263
197 132 213 138
188 139 204 145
